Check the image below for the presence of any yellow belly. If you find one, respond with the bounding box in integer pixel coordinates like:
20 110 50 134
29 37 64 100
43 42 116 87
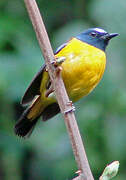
55 38 106 102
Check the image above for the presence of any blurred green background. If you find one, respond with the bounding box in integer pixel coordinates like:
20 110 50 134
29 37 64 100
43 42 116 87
0 0 126 179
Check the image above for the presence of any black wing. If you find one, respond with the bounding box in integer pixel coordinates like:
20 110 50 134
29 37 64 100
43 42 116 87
21 64 46 105
54 43 67 55
21 42 68 105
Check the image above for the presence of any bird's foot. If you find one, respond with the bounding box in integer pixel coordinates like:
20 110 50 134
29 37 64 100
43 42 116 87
51 57 66 67
66 100 73 106
55 66 62 74
64 101 76 114
51 57 66 74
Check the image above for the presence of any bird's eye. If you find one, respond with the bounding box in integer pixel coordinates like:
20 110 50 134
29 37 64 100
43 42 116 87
90 32 97 38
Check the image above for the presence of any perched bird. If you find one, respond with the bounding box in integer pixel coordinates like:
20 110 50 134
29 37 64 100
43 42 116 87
14 28 118 137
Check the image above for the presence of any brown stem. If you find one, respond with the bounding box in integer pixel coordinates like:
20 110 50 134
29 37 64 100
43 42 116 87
23 0 94 179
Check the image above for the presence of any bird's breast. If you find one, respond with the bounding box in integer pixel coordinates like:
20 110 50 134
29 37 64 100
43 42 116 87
55 38 106 102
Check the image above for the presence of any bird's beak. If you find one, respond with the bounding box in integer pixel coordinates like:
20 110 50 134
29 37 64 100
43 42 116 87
101 33 119 40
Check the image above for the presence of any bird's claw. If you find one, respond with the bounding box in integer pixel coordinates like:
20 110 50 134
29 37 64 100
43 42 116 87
51 57 65 74
55 66 62 74
63 101 76 114
51 60 57 67
56 56 66 64
51 57 66 67
66 100 73 106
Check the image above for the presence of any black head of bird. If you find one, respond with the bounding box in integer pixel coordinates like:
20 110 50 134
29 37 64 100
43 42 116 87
76 28 118 51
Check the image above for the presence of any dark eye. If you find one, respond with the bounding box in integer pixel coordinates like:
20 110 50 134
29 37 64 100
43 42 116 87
90 32 97 38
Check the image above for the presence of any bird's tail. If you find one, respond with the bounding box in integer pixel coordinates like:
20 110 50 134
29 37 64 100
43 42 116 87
14 95 42 137
14 96 60 137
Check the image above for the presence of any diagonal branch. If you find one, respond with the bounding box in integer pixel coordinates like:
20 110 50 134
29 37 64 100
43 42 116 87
23 0 94 179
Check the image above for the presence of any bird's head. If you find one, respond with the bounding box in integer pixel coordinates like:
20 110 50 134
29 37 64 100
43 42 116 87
76 28 118 51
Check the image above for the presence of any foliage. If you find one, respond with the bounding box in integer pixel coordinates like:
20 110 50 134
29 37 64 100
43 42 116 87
0 0 126 179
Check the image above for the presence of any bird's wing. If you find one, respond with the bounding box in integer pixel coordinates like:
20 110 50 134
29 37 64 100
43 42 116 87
54 42 67 54
21 42 68 105
21 64 46 105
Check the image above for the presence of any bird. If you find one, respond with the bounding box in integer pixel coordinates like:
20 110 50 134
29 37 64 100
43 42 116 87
14 28 118 137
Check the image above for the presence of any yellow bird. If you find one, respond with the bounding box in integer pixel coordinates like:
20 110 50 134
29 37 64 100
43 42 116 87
14 28 118 137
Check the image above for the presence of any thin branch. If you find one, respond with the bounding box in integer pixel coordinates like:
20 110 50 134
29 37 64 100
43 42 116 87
23 0 94 179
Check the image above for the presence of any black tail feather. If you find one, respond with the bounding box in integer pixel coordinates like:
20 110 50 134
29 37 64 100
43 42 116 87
42 103 60 121
15 102 60 137
14 107 39 137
